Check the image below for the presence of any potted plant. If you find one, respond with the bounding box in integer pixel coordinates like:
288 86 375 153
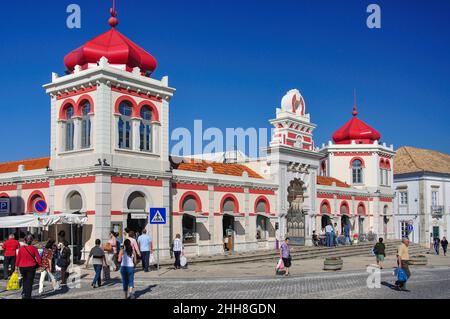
324 257 343 271
353 234 359 244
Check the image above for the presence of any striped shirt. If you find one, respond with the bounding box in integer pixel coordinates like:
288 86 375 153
173 238 183 252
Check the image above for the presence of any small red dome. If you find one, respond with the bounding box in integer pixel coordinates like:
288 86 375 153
64 27 157 75
332 106 381 144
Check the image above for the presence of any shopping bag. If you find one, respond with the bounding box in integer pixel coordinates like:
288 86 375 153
7 272 20 291
394 267 408 282
277 258 285 270
180 256 187 267
149 253 155 265
103 265 111 281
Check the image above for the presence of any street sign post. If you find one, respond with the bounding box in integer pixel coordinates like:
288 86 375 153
149 208 167 272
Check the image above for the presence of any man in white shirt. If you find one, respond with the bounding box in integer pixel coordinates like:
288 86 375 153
325 223 333 247
137 229 152 272
172 234 183 269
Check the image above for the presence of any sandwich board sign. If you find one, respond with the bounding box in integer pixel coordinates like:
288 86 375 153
149 208 166 225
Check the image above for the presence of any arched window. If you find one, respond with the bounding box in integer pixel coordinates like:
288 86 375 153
256 199 268 214
357 203 365 216
222 198 236 213
65 106 75 151
81 101 91 149
127 192 146 211
340 202 349 215
182 196 198 212
321 201 330 215
140 106 152 152
68 192 82 211
352 159 363 184
118 102 133 149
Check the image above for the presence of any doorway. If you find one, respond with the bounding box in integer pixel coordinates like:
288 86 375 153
341 215 350 234
223 214 235 251
321 215 331 229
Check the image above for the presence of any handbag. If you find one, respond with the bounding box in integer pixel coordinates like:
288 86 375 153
103 243 113 253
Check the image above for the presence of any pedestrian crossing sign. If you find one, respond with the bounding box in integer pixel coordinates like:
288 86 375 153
150 208 167 224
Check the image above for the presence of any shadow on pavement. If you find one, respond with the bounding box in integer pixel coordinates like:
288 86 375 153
134 284 157 299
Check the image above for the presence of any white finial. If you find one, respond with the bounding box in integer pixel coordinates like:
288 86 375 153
52 72 59 82
74 65 82 74
99 56 109 67
132 67 141 75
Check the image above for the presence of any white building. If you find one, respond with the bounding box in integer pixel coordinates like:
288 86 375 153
393 146 450 245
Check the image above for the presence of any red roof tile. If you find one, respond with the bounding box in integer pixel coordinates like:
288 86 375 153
174 160 263 179
0 157 50 174
317 176 350 188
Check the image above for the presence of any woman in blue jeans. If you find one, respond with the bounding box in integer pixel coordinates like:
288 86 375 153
118 239 137 299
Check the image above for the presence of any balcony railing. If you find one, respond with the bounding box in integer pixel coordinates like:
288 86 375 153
431 205 444 218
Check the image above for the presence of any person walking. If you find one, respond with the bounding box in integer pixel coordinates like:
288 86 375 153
137 229 152 272
373 238 386 269
38 240 60 294
395 237 411 291
16 235 42 299
325 223 333 247
333 223 339 247
127 231 141 259
343 223 353 246
105 231 117 272
118 239 137 299
58 241 71 285
173 234 184 270
434 237 441 255
441 237 448 256
280 238 291 276
312 231 319 247
86 239 107 288
2 233 20 280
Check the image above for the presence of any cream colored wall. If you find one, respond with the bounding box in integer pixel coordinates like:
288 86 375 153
110 183 164 211
53 183 95 212
330 154 378 187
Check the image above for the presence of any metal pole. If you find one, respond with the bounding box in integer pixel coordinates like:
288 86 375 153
157 224 160 272
70 224 74 271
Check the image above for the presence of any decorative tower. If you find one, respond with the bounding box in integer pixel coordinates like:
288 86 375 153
267 89 321 246
320 98 396 239
42 2 175 253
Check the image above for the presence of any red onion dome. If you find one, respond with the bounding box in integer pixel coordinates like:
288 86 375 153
332 105 381 144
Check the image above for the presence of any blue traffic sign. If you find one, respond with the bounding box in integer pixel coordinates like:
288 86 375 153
149 208 167 224
34 200 47 213
407 225 414 234
0 200 9 213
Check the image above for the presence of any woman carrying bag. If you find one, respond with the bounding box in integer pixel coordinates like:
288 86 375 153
16 234 42 299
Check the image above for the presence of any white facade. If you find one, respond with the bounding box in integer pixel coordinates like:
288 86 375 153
394 173 450 245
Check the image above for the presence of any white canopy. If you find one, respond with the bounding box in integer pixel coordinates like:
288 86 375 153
0 214 88 229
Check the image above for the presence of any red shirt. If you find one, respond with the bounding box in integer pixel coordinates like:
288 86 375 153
15 245 42 268
2 239 20 257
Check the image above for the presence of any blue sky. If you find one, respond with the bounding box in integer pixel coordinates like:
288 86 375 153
0 0 449 161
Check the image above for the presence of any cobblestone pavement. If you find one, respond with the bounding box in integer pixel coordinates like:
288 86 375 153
1 265 450 299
